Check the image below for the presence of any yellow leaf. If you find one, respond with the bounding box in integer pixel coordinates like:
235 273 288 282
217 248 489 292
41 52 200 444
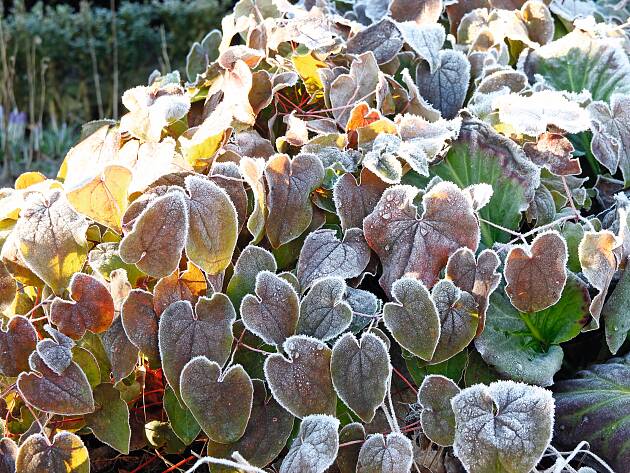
14 172 46 190
292 53 327 95
67 165 132 233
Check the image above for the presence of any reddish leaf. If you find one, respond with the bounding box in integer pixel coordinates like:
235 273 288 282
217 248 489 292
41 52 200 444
153 262 207 315
50 273 115 339
101 316 138 383
121 289 160 364
333 169 389 232
524 132 581 176
0 316 37 377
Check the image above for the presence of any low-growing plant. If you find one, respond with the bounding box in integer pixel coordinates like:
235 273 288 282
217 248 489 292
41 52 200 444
0 0 629 472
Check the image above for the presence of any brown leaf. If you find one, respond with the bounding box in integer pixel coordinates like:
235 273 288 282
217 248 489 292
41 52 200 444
0 316 37 377
264 153 324 248
364 182 480 295
121 289 160 364
153 262 207 315
333 168 389 232
101 315 138 383
390 0 443 24
16 431 89 473
524 132 581 176
50 273 115 339
0 261 16 311
505 231 568 313
119 189 188 278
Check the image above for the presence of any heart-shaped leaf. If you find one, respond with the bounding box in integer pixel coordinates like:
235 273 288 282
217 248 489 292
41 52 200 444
333 168 388 232
206 379 295 469
297 228 371 290
153 262 206 316
0 315 37 377
36 326 74 375
330 332 391 423
18 352 95 415
451 380 554 473
226 245 277 312
416 49 470 119
180 356 253 444
398 23 445 73
280 414 339 473
383 277 441 360
100 315 138 383
505 231 568 313
553 355 630 472
0 438 17 473
430 280 478 364
364 182 479 295
84 383 131 454
50 273 115 339
159 295 235 400
16 431 89 473
184 175 238 275
356 433 414 473
163 385 201 445
265 153 325 248
121 289 160 364
297 277 352 341
346 19 403 65
119 190 188 278
336 423 365 473
16 190 88 294
264 335 336 418
241 271 299 346
418 374 460 446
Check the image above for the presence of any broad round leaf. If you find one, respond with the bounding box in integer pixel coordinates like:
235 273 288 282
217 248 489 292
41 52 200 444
84 383 131 454
333 168 388 232
280 414 339 473
451 381 554 473
330 332 390 423
418 374 460 446
346 19 404 65
226 245 277 311
0 315 37 377
264 335 337 418
180 356 253 444
297 277 352 341
383 277 440 360
50 273 115 339
364 182 479 295
504 231 568 313
159 295 235 400
121 289 159 364
356 433 414 473
241 271 299 346
16 432 89 473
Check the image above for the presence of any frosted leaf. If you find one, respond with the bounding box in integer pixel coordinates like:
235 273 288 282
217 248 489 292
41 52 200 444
159 295 236 401
346 19 403 65
416 50 470 119
383 277 441 360
264 153 325 248
50 273 115 339
84 383 131 454
330 332 390 423
464 183 494 211
363 133 429 184
36 338 72 376
0 261 15 312
0 315 37 377
588 94 630 183
345 286 382 333
523 132 581 176
430 280 478 364
363 182 480 296
549 0 596 21
121 289 160 364
101 316 138 383
336 423 365 473
396 114 461 159
297 277 352 341
603 262 630 354
206 379 294 468
16 190 88 294
153 262 206 316
264 335 336 418
129 139 193 195
578 230 621 326
180 356 253 444
397 23 445 73
280 414 339 473
184 175 238 275
521 0 554 46
493 90 591 137
209 162 248 234
418 375 460 446
390 0 443 24
451 380 554 473
356 433 414 473
330 52 380 128
297 228 371 290
119 190 188 279
17 352 95 415
446 248 501 335
185 29 221 82
0 438 17 473
504 231 568 313
333 168 388 231
16 431 89 473
226 245 277 311
241 271 299 346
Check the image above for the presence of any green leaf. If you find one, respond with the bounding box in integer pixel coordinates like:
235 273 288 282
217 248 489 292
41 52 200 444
553 355 630 472
84 383 131 454
405 350 468 387
603 265 630 354
163 386 201 446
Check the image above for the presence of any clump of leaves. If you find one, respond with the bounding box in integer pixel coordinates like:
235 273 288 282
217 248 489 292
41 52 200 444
1 0 630 472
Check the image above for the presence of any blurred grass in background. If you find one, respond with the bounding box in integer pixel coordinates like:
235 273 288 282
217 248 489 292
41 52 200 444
0 0 230 183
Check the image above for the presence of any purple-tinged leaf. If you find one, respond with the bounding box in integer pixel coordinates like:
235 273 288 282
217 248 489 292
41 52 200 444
418 375 460 446
121 289 160 364
101 316 138 383
280 414 339 473
0 316 37 377
333 169 388 232
356 433 413 473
